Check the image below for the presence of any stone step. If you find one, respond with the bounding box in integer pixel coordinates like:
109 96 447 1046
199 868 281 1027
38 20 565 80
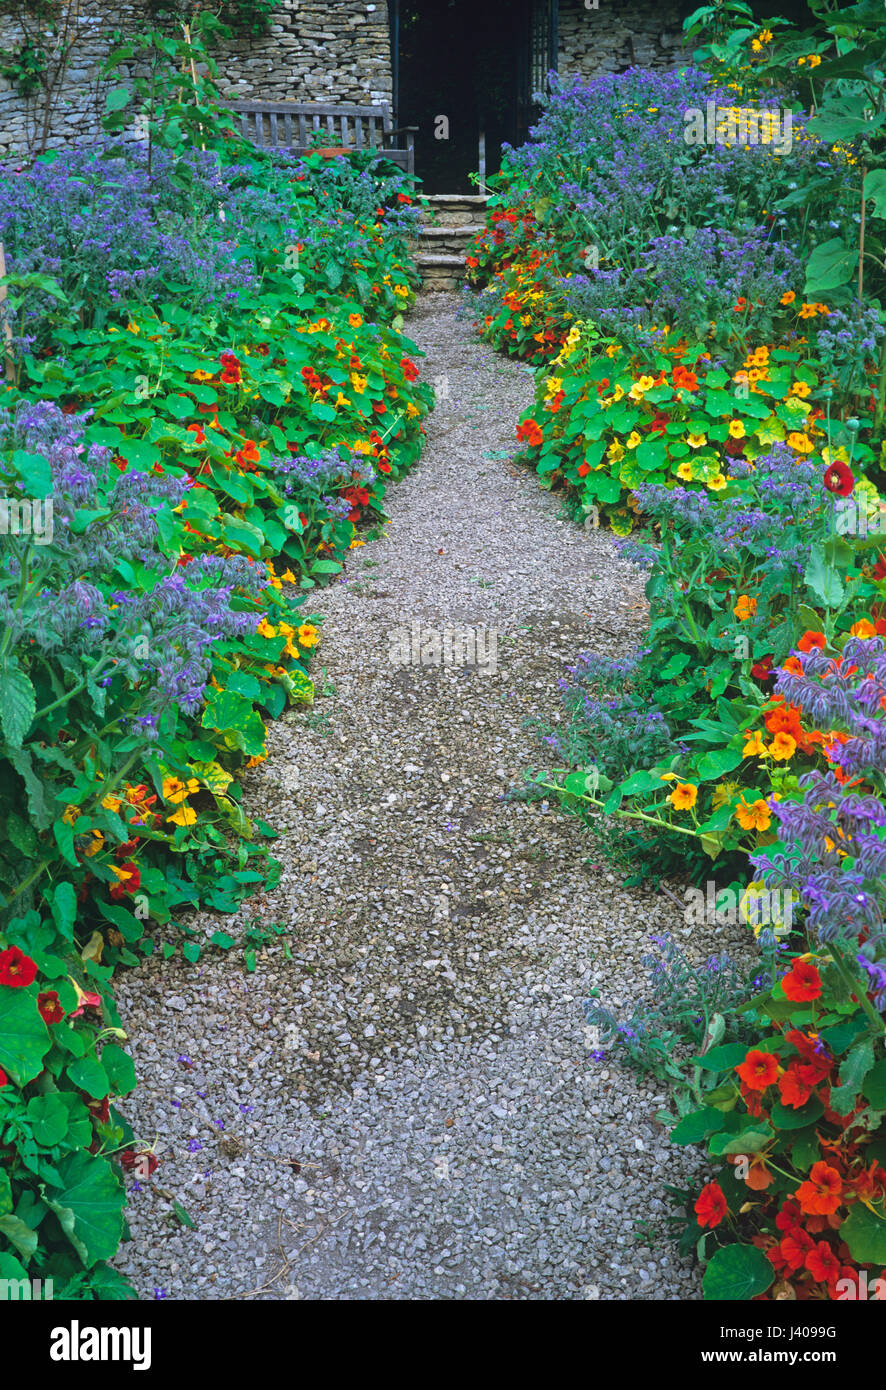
415 224 483 256
418 224 485 239
416 251 467 292
423 193 490 206
421 193 491 227
416 253 466 267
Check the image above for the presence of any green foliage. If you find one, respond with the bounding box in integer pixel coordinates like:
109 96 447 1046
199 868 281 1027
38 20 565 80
0 84 429 1296
0 40 47 96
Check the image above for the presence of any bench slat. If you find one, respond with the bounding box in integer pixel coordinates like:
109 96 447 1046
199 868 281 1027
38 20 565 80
226 99 413 174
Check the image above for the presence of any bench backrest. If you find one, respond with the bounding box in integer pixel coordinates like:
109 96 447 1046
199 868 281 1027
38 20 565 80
228 100 393 152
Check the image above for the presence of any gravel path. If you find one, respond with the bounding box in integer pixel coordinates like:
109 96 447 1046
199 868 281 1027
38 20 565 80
114 294 735 1301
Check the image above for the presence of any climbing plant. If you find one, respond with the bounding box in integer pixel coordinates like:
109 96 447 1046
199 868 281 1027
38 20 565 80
0 0 86 153
147 0 277 38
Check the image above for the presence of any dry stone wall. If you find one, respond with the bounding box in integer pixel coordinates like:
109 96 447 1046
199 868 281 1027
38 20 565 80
558 0 689 79
0 1 686 160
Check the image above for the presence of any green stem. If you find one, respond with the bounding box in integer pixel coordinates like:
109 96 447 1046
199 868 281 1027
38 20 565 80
533 777 699 836
874 333 886 439
32 654 114 723
829 942 886 1036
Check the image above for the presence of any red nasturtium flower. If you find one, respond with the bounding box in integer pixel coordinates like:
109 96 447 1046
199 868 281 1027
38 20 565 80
0 1067 8 1087
805 1239 841 1285
736 1048 779 1091
778 1063 814 1109
750 654 774 682
822 459 854 496
219 350 242 385
119 1149 159 1176
516 418 543 447
110 862 141 902
782 958 822 1003
0 945 38 988
779 1228 813 1272
795 1161 843 1216
694 1180 728 1229
797 630 826 653
37 990 66 1025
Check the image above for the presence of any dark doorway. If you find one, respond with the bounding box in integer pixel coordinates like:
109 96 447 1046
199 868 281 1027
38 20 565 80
396 0 557 193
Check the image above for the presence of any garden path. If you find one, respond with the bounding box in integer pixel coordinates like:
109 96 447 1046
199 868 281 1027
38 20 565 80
114 294 726 1301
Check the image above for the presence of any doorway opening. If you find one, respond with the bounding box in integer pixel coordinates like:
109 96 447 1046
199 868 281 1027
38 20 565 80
394 0 557 193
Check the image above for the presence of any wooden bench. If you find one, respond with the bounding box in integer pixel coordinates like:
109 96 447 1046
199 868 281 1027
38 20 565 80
227 101 416 176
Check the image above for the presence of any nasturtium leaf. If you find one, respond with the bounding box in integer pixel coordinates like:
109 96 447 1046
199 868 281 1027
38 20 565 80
769 1097 824 1129
100 1044 136 1096
703 1244 774 1301
863 1058 886 1110
44 1150 125 1265
0 989 50 1085
691 1043 750 1072
669 1107 726 1145
27 1092 70 1147
117 439 161 470
160 393 194 421
696 748 744 781
67 1054 111 1100
841 1204 886 1266
46 881 77 942
11 448 52 497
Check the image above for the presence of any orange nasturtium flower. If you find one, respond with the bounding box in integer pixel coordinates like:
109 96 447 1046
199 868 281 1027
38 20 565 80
795 1162 842 1216
669 782 698 811
736 1048 779 1091
733 594 757 621
735 797 771 832
768 731 797 761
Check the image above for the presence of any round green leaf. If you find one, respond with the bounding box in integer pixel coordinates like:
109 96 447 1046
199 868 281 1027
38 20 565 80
44 1150 125 1265
0 988 50 1086
703 1243 774 1301
841 1204 886 1266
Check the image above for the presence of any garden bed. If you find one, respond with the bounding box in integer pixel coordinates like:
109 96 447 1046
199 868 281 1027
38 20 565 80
0 20 430 1299
467 3 886 1302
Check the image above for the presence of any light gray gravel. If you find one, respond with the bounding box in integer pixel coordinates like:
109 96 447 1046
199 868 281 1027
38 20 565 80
113 294 744 1300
